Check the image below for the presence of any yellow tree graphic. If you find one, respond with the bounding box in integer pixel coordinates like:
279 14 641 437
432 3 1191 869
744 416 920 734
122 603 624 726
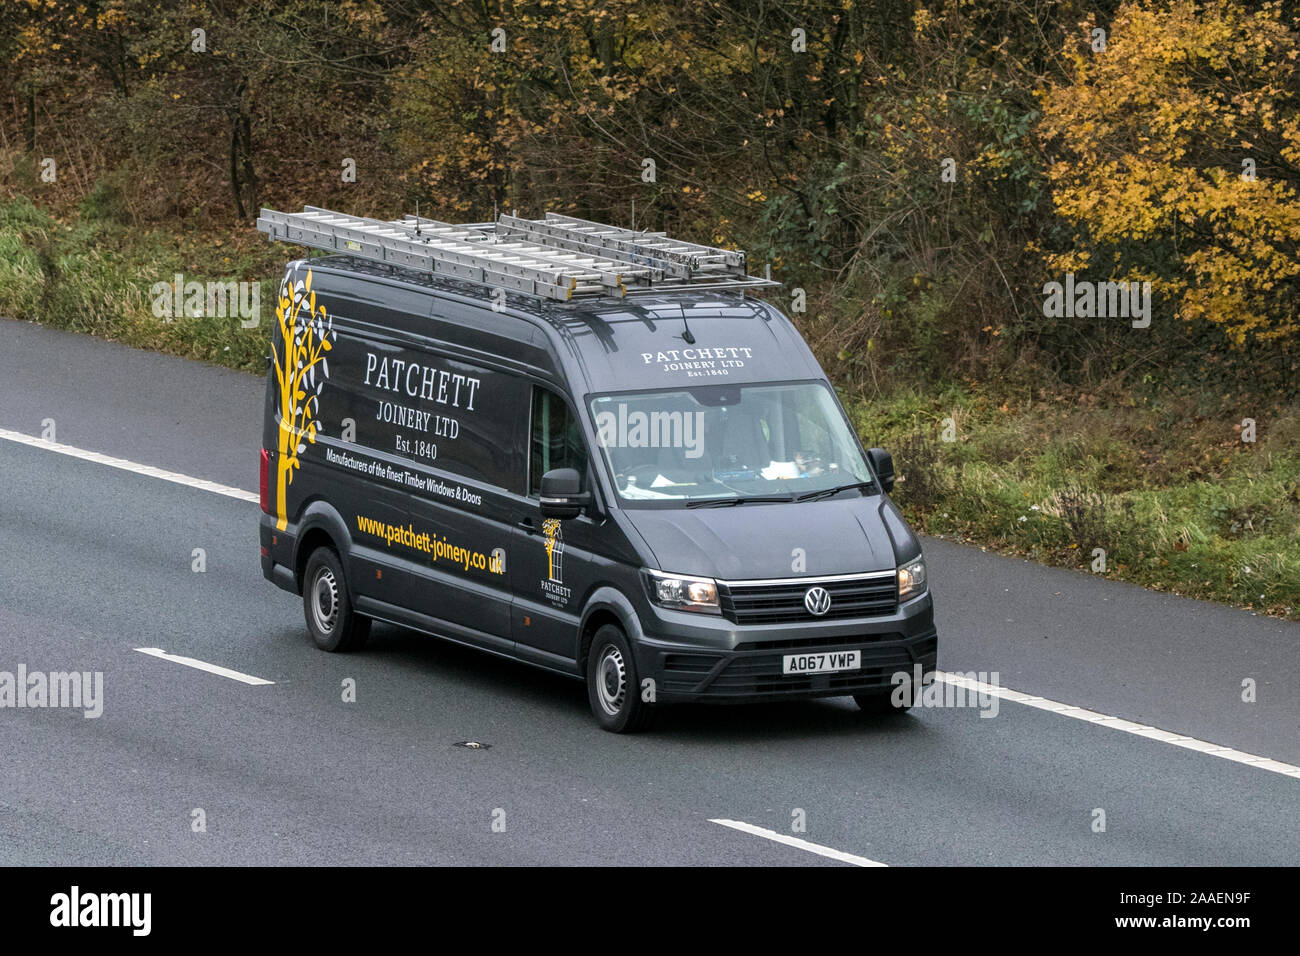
272 267 334 530
542 518 563 582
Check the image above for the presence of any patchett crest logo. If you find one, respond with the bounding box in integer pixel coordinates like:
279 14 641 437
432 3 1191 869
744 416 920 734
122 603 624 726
539 518 571 606
542 517 564 584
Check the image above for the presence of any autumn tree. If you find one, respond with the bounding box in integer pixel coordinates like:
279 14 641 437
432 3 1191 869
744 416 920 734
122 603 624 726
1039 0 1300 349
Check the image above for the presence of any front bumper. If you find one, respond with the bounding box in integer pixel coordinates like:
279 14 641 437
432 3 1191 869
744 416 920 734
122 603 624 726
634 593 938 703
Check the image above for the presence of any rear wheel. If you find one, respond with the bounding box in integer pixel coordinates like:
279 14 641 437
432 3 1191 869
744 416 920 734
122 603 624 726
302 547 370 652
586 625 655 733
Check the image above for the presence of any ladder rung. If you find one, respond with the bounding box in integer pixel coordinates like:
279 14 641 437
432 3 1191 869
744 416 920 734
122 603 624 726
388 218 661 290
259 210 582 300
541 212 747 271
496 214 691 279
256 206 779 303
305 212 634 291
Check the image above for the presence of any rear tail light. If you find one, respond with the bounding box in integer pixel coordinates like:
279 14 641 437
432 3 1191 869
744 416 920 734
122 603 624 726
259 448 272 515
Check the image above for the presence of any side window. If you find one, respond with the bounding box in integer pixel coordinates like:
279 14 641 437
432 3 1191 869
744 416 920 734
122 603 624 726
529 386 588 496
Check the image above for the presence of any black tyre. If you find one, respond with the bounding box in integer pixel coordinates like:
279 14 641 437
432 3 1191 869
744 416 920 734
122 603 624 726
302 546 370 652
586 624 655 733
853 688 912 715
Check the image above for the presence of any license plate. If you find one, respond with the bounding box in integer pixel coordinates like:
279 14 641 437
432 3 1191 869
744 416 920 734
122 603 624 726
782 650 861 675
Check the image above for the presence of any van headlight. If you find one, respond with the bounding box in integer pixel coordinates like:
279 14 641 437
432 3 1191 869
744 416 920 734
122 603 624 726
897 557 927 600
644 569 721 614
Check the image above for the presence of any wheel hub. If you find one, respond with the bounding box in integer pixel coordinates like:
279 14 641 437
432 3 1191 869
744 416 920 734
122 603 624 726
311 566 339 635
595 645 627 716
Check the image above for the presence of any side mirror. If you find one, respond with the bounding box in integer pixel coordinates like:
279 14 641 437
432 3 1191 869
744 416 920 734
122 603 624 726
539 467 592 519
867 448 895 493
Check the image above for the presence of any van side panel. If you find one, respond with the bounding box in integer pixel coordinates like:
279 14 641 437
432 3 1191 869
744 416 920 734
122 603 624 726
267 263 554 653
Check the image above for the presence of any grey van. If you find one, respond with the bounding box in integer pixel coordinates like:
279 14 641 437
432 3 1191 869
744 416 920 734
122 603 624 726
257 208 936 731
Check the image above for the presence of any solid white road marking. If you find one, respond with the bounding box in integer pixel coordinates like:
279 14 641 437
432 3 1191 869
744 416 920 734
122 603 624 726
935 671 1300 779
135 648 275 685
0 428 258 503
709 819 887 867
7 427 1299 780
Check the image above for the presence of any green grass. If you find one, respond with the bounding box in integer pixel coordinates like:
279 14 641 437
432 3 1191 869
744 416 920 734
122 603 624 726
846 384 1300 619
3 196 1297 620
0 197 277 372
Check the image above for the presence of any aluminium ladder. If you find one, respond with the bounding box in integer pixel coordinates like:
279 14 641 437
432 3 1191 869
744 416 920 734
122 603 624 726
256 206 779 303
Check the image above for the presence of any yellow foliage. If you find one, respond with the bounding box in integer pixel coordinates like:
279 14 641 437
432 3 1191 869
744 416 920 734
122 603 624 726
1039 0 1300 345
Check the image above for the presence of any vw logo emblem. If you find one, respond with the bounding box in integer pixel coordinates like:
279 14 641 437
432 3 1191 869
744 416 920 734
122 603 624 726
804 586 831 616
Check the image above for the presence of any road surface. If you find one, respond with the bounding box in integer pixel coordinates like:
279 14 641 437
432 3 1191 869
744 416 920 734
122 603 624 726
1 318 1296 865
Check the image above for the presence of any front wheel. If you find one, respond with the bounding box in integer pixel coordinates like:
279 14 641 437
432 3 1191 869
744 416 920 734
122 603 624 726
586 625 655 733
302 547 370 652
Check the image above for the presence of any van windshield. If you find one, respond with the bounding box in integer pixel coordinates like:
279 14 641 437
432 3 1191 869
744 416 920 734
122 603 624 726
588 382 875 507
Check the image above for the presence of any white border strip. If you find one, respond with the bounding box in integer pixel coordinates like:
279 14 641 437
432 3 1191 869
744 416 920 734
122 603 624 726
0 428 258 503
936 671 1300 779
709 819 887 867
135 647 274 685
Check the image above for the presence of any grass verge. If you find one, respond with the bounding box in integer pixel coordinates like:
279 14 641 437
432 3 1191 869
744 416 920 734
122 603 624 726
848 385 1300 619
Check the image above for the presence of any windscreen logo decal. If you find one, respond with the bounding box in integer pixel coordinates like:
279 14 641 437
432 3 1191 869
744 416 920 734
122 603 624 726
641 346 752 377
272 267 333 531
540 518 571 605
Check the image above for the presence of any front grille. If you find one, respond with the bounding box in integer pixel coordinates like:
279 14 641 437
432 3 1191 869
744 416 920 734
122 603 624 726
660 652 723 693
701 636 937 698
719 573 898 625
648 630 938 700
736 632 900 652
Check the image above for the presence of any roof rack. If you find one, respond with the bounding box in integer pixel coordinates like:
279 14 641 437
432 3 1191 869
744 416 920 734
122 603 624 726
256 206 779 303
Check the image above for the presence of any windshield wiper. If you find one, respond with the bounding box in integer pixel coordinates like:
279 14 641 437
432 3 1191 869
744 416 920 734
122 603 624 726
793 480 876 503
686 494 797 508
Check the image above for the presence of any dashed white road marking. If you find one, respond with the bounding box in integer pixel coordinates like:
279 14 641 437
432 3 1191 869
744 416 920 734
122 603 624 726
0 427 257 503
135 648 274 686
7 426 1298 780
710 819 887 867
936 671 1300 779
